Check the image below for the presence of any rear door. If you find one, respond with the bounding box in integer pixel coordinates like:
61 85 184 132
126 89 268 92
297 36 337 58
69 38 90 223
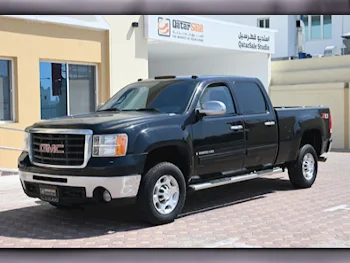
191 81 246 175
230 80 278 169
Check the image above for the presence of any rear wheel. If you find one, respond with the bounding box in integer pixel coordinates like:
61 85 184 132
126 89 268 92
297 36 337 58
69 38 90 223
137 162 186 225
288 144 318 189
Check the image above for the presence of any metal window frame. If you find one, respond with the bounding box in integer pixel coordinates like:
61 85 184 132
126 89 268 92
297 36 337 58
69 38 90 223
39 60 99 119
0 57 15 123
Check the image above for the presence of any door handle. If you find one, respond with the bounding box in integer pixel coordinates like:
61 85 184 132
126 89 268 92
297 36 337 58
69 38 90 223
230 125 243 130
264 121 276 126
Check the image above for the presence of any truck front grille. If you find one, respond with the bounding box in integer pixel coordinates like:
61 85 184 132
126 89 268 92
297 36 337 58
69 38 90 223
31 133 86 166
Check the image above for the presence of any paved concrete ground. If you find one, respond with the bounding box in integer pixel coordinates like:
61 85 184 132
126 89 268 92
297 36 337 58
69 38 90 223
0 152 349 248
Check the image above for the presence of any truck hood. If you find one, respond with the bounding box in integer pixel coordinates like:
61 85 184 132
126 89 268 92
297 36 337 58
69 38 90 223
28 111 176 133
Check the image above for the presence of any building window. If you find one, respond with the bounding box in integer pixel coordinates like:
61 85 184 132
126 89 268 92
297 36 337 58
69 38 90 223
68 64 96 116
302 15 332 40
0 59 13 122
257 18 270 29
39 61 96 120
311 15 321 40
323 15 332 39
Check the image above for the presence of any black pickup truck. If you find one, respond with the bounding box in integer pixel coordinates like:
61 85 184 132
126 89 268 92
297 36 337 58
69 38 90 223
18 75 332 225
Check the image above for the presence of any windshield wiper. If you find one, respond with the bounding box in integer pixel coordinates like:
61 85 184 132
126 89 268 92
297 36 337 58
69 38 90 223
134 108 160 112
99 108 160 113
97 107 122 112
122 108 160 112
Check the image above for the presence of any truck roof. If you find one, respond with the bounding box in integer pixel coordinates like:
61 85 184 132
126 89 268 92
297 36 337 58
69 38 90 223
138 75 259 83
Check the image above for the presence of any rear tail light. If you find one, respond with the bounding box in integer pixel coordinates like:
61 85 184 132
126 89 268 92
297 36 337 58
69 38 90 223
322 112 332 135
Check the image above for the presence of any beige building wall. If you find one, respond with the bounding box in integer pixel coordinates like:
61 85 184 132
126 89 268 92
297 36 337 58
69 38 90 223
103 15 149 97
0 16 110 169
270 56 350 150
270 83 346 149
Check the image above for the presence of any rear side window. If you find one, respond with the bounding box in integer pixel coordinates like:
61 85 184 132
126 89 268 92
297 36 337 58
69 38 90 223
232 82 267 115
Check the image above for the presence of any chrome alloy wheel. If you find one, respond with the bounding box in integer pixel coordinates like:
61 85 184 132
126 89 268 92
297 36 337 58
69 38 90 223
152 175 180 215
302 153 315 180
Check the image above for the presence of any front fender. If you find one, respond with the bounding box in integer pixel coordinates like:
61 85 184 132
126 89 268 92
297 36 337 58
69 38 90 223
128 125 193 155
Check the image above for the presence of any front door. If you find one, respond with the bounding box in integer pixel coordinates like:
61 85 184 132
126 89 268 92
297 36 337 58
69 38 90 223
191 82 246 176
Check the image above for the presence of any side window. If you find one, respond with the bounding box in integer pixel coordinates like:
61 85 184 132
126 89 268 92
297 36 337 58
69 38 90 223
232 82 267 115
197 83 236 114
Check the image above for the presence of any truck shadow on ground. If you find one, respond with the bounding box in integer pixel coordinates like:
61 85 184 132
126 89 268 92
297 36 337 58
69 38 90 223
0 176 296 241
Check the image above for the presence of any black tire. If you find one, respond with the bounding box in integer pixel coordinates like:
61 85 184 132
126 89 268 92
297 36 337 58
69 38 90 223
288 144 318 189
137 162 187 225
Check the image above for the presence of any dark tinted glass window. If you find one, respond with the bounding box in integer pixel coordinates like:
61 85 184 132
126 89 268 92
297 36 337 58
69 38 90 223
259 19 264 28
0 59 12 121
40 62 68 119
198 84 235 114
232 82 267 115
99 79 199 114
40 62 97 119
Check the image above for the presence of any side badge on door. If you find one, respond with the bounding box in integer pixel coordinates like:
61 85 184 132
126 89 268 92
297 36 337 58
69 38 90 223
196 150 215 156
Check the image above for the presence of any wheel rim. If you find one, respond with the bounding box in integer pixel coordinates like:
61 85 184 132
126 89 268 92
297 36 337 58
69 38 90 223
152 175 180 215
302 153 315 180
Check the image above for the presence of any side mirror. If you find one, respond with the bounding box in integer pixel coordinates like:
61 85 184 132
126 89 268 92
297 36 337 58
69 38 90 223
198 101 226 116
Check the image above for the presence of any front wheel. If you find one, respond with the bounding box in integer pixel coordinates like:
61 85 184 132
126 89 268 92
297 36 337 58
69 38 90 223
137 162 187 225
288 144 318 189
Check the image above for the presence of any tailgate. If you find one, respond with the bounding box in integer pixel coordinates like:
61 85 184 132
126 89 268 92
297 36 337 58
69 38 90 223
319 109 332 138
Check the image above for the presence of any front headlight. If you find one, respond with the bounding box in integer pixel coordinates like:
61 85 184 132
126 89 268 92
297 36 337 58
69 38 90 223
92 133 128 157
24 132 30 152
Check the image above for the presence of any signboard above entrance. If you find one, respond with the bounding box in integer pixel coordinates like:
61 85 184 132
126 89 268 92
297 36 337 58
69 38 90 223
144 15 276 54
157 17 204 43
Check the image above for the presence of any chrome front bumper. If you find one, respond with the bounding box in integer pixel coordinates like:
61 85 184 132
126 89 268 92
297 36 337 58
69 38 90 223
19 171 141 199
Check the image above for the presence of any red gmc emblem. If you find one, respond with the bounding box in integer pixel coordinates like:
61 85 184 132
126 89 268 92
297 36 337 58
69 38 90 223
39 144 65 154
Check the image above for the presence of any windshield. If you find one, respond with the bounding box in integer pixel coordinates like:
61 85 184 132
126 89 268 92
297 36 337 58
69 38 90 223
98 79 199 114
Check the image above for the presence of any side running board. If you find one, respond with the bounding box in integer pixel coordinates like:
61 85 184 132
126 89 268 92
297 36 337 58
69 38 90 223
189 168 283 192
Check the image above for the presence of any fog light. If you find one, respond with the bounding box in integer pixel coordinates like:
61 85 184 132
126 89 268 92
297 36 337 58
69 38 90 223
103 190 112 202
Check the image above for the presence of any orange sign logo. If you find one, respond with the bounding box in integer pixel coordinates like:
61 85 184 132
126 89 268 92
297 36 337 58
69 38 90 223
158 17 171 37
191 23 204 33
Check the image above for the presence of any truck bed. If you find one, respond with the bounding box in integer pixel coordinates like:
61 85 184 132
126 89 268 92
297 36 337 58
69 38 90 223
274 106 332 165
274 106 328 110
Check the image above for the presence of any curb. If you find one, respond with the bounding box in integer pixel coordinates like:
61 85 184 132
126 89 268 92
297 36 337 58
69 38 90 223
0 169 18 176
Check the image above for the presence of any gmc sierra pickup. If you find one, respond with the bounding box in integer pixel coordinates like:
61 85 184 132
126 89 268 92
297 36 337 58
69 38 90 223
18 75 332 225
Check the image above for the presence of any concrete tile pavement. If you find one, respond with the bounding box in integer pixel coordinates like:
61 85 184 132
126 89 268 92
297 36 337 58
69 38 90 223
0 152 349 248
